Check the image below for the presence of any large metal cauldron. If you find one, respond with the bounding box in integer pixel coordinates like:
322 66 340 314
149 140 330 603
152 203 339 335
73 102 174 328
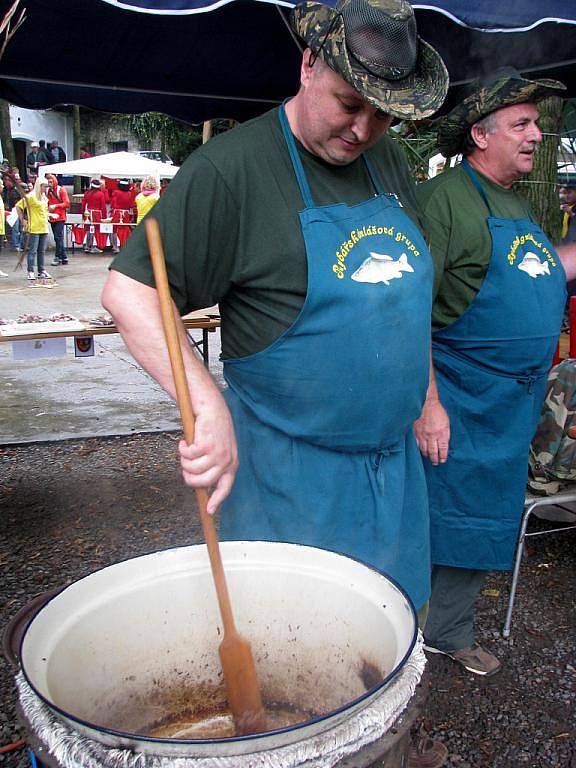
16 542 419 759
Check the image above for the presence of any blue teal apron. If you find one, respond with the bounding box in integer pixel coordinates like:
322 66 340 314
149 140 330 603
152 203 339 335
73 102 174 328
426 160 566 570
219 106 434 608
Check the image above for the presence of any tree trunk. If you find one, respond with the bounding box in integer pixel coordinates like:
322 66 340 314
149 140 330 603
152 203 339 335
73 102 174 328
0 98 16 167
73 105 81 195
515 96 563 243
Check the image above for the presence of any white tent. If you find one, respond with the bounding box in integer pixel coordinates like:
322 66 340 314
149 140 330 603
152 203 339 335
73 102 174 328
39 151 180 179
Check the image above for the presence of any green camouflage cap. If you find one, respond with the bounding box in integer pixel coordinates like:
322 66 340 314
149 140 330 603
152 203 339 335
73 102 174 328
290 0 449 120
438 67 566 158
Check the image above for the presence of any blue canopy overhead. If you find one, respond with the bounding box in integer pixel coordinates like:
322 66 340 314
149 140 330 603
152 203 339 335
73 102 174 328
412 1 576 31
105 0 576 29
0 0 574 123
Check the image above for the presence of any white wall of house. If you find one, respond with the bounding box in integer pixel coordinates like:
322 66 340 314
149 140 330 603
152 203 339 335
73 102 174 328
1 106 73 159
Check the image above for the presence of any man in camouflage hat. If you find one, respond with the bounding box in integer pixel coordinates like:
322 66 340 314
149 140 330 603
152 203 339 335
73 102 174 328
290 0 447 121
103 2 448 762
414 67 576 677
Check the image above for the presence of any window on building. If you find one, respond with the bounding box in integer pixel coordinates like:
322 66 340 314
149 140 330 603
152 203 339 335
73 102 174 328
108 141 128 153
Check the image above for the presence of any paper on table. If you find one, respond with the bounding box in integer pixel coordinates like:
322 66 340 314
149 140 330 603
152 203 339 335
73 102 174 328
1 320 86 336
12 337 67 360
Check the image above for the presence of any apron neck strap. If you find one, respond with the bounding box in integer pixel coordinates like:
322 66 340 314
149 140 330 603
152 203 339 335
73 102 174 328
278 103 382 208
461 158 494 216
461 158 533 222
363 154 383 196
279 103 314 208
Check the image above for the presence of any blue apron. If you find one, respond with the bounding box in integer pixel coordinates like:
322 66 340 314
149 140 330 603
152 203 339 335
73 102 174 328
426 160 566 570
219 106 434 608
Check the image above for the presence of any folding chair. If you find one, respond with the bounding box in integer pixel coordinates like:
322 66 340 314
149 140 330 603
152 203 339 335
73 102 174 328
502 490 576 637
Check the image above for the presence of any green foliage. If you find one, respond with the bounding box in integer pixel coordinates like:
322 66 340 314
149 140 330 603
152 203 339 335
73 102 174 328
389 121 440 181
119 113 202 165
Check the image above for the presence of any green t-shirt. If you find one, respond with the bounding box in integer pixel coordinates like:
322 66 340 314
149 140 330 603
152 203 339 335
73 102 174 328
112 107 424 358
416 163 532 331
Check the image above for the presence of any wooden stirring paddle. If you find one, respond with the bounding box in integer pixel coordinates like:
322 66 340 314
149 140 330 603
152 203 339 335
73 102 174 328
145 217 267 736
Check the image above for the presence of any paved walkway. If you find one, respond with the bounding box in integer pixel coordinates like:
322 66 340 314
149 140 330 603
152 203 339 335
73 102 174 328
0 248 222 444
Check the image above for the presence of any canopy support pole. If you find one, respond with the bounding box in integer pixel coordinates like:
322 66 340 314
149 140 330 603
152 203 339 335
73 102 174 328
202 121 213 144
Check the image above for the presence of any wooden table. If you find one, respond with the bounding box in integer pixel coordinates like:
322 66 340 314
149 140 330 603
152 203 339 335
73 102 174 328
0 315 221 367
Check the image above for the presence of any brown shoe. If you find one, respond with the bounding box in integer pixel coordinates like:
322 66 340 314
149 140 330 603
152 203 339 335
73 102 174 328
407 737 448 768
425 642 501 676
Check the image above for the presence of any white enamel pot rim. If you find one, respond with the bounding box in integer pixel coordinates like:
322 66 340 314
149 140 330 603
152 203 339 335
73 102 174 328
19 541 418 757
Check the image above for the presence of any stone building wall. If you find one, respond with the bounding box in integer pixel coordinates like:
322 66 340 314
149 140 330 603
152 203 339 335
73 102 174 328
80 112 160 155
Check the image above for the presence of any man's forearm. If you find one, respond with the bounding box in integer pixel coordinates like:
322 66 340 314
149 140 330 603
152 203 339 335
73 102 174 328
424 346 441 406
413 345 450 465
556 243 576 283
101 268 238 513
101 269 214 404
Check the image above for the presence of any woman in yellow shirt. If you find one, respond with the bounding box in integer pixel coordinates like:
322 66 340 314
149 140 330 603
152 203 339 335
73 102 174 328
17 177 50 281
135 175 160 225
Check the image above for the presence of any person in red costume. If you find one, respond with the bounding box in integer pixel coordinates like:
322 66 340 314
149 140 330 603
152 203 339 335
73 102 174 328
109 178 135 252
82 179 108 253
46 173 70 266
102 176 118 197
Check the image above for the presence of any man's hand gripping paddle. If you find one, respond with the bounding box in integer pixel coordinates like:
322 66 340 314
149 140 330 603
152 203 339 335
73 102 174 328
145 217 267 736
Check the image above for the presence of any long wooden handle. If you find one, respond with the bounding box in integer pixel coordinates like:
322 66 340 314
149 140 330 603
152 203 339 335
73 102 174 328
145 217 236 634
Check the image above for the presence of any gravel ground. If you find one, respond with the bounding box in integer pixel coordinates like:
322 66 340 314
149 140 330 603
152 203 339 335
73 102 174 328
1 433 575 768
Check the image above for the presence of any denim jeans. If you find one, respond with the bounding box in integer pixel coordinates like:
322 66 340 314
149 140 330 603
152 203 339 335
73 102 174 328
50 220 65 261
10 218 24 249
27 233 47 273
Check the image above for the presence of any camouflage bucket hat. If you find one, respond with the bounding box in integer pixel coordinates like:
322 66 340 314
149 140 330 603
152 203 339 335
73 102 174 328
290 0 449 120
438 67 566 158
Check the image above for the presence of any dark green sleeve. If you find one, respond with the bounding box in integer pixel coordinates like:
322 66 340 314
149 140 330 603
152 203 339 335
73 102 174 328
415 180 454 300
111 153 240 316
415 169 497 329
